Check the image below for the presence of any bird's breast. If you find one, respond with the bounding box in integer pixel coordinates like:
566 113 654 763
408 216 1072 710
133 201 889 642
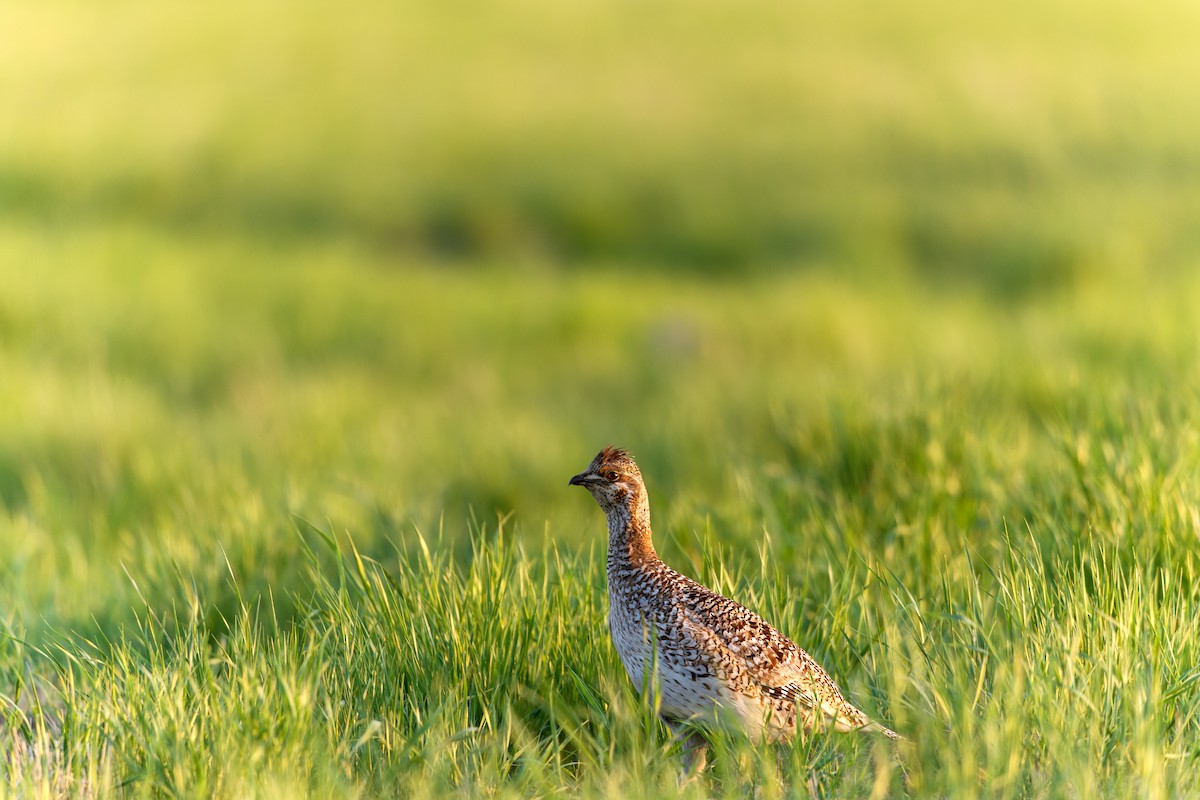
607 585 652 692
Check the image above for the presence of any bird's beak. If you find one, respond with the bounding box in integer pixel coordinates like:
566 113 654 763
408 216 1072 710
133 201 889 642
568 471 593 487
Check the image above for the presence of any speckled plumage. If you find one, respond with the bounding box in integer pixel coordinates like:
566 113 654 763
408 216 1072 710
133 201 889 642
570 446 900 748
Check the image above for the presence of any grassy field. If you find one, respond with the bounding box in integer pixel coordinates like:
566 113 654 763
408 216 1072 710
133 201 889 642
3 0 1200 796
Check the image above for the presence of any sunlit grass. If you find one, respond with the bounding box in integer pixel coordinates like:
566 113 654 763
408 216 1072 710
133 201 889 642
4 515 1199 796
2 222 1199 795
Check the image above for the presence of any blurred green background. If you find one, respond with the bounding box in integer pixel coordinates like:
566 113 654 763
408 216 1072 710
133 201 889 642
3 0 1200 638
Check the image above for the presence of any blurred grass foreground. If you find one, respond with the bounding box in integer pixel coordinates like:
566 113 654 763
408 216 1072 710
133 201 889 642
3 0 1200 796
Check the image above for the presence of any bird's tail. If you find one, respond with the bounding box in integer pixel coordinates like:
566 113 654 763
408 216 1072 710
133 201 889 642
864 719 904 742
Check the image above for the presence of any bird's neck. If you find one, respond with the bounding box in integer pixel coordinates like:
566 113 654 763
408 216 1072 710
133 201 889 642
606 492 658 568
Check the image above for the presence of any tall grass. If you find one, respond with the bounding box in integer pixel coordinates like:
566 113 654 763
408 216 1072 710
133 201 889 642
2 230 1200 795
3 219 1200 794
4 508 1198 796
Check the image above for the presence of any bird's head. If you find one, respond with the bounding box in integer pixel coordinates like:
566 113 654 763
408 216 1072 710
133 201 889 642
568 446 644 512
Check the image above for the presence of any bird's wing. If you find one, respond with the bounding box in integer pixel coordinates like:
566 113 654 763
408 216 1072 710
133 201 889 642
671 577 874 733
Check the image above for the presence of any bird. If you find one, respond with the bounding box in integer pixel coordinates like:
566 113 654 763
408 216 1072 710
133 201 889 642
569 446 900 771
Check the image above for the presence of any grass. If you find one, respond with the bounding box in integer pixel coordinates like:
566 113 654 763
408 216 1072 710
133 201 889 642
5 0 1200 277
3 227 1199 797
3 0 1200 795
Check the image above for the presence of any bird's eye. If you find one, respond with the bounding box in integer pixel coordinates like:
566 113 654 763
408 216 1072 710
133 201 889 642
605 470 620 481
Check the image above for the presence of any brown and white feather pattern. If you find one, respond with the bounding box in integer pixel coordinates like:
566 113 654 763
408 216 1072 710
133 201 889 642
572 446 900 743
